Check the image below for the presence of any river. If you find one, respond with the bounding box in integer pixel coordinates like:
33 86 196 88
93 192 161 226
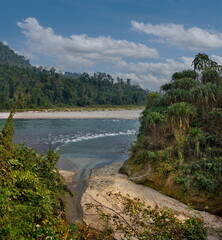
0 118 139 221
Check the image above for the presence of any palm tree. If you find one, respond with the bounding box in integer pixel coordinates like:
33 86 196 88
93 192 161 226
201 69 221 84
172 69 198 81
141 110 166 139
192 53 222 72
167 102 197 166
171 78 200 90
164 78 201 105
165 88 190 104
190 83 217 115
188 127 203 158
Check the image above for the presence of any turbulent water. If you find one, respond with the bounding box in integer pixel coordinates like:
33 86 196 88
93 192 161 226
0 118 139 221
4 119 139 161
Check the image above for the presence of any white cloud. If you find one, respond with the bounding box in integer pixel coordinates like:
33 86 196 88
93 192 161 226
17 17 158 69
118 57 192 78
211 54 222 65
131 21 222 51
112 72 165 90
16 17 197 91
116 57 193 90
2 41 8 46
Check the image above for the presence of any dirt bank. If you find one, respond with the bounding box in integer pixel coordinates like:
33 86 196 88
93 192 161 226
81 162 222 240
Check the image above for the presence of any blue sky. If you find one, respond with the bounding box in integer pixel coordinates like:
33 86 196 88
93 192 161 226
1 0 222 90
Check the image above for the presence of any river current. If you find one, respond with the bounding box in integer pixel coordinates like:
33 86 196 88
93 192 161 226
0 118 139 221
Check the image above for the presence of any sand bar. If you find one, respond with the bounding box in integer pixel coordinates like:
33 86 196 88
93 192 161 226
81 162 222 240
0 109 143 120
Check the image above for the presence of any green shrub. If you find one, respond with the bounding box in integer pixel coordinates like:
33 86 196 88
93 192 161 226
85 192 207 240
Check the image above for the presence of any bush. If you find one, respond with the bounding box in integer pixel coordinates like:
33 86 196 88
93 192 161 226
176 158 222 194
85 192 207 240
0 113 69 239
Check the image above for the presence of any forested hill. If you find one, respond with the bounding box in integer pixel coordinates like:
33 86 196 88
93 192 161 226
0 42 31 68
0 42 148 109
120 53 222 217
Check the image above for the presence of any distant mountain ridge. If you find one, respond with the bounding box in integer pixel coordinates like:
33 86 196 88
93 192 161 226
0 42 31 68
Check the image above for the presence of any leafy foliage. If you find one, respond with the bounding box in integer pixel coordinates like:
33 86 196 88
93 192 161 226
0 112 117 239
85 192 207 240
0 43 148 109
0 113 73 239
0 64 148 109
70 222 114 240
177 158 222 193
192 53 222 72
172 70 198 81
122 53 222 215
0 42 31 68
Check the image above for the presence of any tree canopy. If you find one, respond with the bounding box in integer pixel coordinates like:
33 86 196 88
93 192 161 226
120 53 222 217
0 42 31 68
0 42 148 109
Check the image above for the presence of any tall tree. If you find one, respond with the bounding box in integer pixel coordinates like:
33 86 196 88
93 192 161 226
167 102 197 165
192 53 222 72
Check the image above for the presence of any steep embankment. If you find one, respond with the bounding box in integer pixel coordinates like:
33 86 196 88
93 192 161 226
120 56 222 217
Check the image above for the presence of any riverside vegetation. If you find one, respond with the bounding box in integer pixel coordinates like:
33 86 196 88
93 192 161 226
0 111 114 239
0 112 207 239
120 53 222 218
0 42 212 239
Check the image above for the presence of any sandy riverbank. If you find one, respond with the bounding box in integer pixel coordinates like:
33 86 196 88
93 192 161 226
0 109 143 120
81 162 222 240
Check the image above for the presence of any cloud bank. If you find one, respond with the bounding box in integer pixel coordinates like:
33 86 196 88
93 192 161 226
115 57 193 90
17 17 158 67
17 17 216 90
131 21 222 51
